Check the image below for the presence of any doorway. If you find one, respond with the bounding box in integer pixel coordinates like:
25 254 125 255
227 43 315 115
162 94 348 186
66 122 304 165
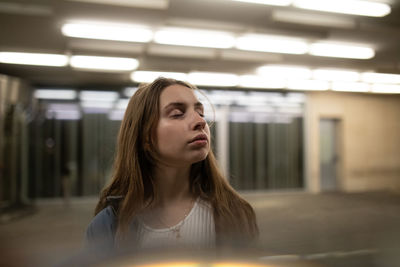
319 119 340 191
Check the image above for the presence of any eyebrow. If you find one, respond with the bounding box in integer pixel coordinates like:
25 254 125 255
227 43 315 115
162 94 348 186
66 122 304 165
163 101 204 111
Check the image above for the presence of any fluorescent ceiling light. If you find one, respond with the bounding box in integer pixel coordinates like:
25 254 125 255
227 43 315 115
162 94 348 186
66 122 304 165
239 75 285 88
115 99 130 110
34 89 77 99
62 22 153 43
272 10 356 29
48 103 80 111
188 72 239 87
236 34 308 54
81 101 115 109
331 82 369 92
370 84 400 94
221 50 283 62
108 110 125 121
309 43 375 59
67 0 169 9
154 27 235 49
124 87 138 97
46 109 81 120
70 55 139 71
46 104 81 120
230 0 292 6
147 44 216 59
313 69 360 82
361 72 400 84
287 80 330 91
257 65 312 79
0 52 68 67
293 0 391 17
131 71 188 83
79 91 119 101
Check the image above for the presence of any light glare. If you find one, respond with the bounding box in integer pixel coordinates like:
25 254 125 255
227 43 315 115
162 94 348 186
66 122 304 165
62 22 153 42
34 89 77 100
331 82 369 92
239 75 285 88
287 79 330 90
370 84 400 94
70 55 139 71
188 72 239 87
361 72 400 84
293 0 391 17
236 34 308 54
131 71 188 83
257 65 312 79
309 43 375 59
313 69 360 82
231 0 292 6
0 52 68 67
154 27 235 48
79 91 119 101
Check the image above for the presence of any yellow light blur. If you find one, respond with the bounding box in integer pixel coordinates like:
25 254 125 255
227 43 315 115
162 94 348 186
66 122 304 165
213 262 271 267
134 262 201 267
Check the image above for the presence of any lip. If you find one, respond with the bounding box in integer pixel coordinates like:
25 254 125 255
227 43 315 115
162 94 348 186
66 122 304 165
188 133 208 144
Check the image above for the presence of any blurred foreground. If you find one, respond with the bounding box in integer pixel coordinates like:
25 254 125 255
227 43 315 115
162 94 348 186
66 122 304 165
1 191 399 267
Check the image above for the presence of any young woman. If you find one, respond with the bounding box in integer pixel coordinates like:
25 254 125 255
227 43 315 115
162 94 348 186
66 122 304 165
85 77 258 253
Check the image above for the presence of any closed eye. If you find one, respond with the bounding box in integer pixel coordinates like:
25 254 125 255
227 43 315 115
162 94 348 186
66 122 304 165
170 109 184 118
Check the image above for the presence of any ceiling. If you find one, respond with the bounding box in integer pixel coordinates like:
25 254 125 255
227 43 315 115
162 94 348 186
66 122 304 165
1 0 400 88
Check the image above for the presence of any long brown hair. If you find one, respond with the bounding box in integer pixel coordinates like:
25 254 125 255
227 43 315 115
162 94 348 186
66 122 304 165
95 77 258 247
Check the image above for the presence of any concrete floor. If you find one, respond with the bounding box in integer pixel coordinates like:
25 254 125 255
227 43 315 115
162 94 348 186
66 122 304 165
1 191 400 267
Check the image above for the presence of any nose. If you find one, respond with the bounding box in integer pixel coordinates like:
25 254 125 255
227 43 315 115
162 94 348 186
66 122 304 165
192 112 206 131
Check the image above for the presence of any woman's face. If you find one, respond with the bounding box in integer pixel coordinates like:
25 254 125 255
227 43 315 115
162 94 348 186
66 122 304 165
155 84 210 167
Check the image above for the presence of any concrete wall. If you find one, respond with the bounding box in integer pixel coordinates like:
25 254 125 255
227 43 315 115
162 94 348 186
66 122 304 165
305 91 400 193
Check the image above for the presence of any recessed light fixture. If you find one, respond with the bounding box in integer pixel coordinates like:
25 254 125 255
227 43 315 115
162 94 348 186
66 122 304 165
34 89 77 99
131 71 188 83
236 34 308 55
293 0 391 17
188 72 239 87
62 21 153 43
0 52 68 67
154 27 235 49
309 42 375 59
70 55 139 71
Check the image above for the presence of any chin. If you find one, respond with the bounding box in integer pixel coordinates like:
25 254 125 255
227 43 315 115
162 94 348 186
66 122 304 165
190 151 209 164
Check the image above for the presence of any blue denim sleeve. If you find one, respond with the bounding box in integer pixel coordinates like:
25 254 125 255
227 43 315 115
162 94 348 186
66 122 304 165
85 206 117 252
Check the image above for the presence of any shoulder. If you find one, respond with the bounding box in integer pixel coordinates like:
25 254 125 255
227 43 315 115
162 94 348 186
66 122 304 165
85 206 117 249
196 197 214 218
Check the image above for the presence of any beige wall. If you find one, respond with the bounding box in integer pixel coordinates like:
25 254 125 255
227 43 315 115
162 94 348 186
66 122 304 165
305 91 400 193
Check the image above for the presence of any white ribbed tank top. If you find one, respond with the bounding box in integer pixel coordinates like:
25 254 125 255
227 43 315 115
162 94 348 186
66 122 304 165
134 198 216 250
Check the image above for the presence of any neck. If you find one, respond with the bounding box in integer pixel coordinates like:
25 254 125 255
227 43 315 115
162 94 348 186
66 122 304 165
152 164 193 206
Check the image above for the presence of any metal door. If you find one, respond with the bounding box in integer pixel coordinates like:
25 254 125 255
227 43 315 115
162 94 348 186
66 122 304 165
319 119 339 191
